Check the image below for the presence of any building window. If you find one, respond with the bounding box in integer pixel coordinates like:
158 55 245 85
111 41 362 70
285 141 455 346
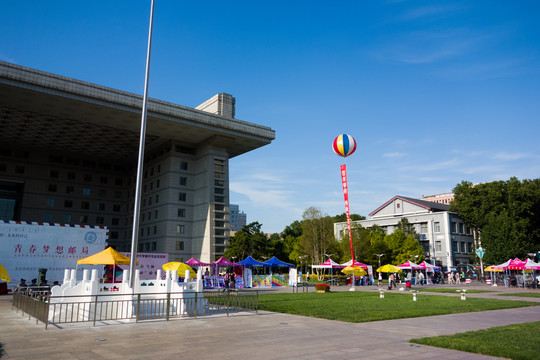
155 194 159 203
50 169 59 178
461 242 466 253
64 200 73 208
178 209 185 217
436 241 442 252
115 178 123 186
79 215 88 224
215 196 224 202
179 177 187 186
113 204 121 212
44 213 54 222
62 214 71 224
156 179 160 188
100 176 108 184
451 222 457 233
81 201 90 210
434 222 441 233
178 192 186 201
96 216 104 225
66 186 74 194
180 161 188 170
176 241 184 251
48 184 57 192
98 203 106 211
99 189 107 197
467 242 473 253
153 226 157 235
459 223 465 234
453 241 459 253
215 188 224 195
176 224 185 234
82 188 91 196
420 223 428 234
46 199 55 207
84 174 92 182
112 218 120 225
151 242 157 251
114 191 121 199
15 165 25 174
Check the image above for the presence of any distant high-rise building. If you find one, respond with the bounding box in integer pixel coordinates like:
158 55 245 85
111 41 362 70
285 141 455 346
229 204 247 231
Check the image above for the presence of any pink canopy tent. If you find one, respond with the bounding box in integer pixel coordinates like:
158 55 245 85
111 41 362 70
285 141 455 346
311 259 345 269
490 259 512 270
214 256 239 267
397 260 423 270
418 261 441 272
185 257 211 267
340 259 368 269
507 258 527 270
524 258 540 270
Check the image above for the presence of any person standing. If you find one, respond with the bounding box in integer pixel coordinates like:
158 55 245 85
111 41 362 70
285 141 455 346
223 272 230 291
378 272 383 286
230 272 236 290
388 273 395 289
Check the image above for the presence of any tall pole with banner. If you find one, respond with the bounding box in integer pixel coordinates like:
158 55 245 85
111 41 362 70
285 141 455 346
333 134 357 289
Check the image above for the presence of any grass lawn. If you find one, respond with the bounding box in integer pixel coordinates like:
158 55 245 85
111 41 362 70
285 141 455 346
410 321 540 360
415 288 495 294
257 291 538 323
498 292 540 298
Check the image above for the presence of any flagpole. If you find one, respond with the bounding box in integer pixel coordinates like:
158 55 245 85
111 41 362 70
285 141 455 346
129 0 155 289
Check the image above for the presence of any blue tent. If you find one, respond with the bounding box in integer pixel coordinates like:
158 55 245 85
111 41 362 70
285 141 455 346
237 256 265 267
263 256 294 268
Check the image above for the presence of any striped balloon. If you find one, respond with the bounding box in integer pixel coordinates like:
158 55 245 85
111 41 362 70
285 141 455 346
332 134 357 157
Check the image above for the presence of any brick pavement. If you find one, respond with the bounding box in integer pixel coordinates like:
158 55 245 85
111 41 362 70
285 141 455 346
1 284 539 360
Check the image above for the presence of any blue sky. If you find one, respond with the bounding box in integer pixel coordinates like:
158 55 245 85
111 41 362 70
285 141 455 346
2 1 539 233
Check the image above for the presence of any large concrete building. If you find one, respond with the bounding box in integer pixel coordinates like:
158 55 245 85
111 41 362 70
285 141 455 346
334 195 475 269
0 61 275 263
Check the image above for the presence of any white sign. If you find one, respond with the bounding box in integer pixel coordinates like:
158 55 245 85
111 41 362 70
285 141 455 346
118 252 168 280
0 221 108 289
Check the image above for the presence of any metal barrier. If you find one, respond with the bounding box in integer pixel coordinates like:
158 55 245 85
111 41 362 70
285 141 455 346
12 289 258 329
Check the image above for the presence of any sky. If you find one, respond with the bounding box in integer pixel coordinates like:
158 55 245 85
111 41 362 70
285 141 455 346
2 1 540 234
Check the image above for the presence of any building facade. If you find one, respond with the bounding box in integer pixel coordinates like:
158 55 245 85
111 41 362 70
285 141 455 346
334 195 475 269
0 61 275 263
229 204 247 231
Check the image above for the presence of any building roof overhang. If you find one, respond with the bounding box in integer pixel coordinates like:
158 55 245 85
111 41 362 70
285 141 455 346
0 61 275 162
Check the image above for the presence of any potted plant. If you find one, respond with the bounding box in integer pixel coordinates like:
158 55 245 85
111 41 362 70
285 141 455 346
315 283 330 293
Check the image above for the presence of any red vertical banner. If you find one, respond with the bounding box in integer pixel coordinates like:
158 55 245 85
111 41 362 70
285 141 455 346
340 164 354 263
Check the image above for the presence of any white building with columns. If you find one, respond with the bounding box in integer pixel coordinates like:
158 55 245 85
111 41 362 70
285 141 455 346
334 195 475 269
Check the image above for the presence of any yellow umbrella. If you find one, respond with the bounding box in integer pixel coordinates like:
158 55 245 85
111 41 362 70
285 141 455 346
377 264 403 273
341 265 367 277
162 262 196 278
0 264 10 282
77 247 134 265
484 266 502 272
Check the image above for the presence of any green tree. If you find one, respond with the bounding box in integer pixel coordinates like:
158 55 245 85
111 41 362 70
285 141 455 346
384 229 424 264
225 222 271 260
300 207 337 265
340 224 373 264
452 178 540 263
332 213 366 222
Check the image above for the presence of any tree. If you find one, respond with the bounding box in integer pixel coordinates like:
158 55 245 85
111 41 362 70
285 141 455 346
332 213 366 222
225 222 271 260
300 207 337 265
452 178 540 263
384 229 424 264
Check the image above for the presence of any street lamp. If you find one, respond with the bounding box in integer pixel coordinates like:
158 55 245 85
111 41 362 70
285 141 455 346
324 253 334 259
374 254 385 269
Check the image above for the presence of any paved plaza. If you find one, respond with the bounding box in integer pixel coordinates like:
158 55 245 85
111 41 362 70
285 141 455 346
1 285 539 359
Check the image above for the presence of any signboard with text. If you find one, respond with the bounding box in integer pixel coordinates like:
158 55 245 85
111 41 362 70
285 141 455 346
0 221 108 289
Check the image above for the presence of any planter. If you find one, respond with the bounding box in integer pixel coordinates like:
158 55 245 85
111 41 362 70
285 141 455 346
316 289 329 293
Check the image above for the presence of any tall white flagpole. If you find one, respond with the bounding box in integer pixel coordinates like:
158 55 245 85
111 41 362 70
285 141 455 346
130 0 155 289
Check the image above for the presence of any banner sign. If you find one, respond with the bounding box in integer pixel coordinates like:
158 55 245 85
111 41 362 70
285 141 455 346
0 221 108 289
119 252 169 280
340 164 355 262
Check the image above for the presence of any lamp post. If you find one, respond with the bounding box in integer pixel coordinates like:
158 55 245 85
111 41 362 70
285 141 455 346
324 254 335 285
374 254 385 269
